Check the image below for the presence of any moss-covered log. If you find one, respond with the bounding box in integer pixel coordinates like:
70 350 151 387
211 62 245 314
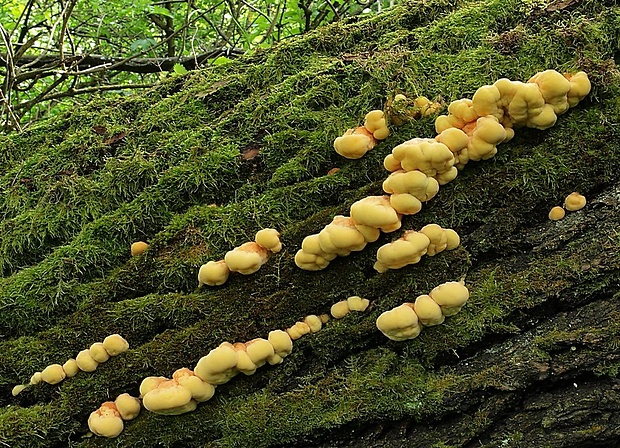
1 0 620 446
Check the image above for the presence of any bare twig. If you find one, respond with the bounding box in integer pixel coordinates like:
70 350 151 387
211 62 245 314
58 0 78 64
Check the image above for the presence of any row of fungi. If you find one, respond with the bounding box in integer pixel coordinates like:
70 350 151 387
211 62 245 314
84 69 591 438
294 208 460 273
377 281 469 341
12 334 129 396
198 228 282 286
89 302 372 438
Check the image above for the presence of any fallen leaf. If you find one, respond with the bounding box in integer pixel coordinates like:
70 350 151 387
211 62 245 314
104 131 127 145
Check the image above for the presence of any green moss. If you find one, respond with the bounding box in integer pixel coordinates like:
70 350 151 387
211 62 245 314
1 0 620 446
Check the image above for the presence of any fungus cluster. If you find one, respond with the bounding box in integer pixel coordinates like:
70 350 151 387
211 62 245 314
286 314 330 339
548 191 587 221
374 224 460 273
433 70 591 174
13 334 129 395
333 110 390 159
376 280 469 341
330 296 370 319
88 394 141 438
140 368 215 415
294 215 381 270
198 228 282 286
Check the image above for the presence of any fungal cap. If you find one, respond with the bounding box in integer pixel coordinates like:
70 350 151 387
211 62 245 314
383 170 439 202
528 69 571 114
102 334 129 356
376 304 421 341
444 229 461 250
76 349 99 372
255 228 282 253
89 342 111 363
389 193 422 215
62 359 79 378
172 369 216 401
246 338 275 368
88 402 124 438
130 241 149 256
565 71 591 107
429 281 470 316
12 384 27 396
233 346 258 375
350 195 402 233
384 153 402 172
333 127 376 159
198 260 231 286
435 127 470 154
564 192 586 211
114 393 142 420
363 110 390 140
330 300 350 319
472 84 502 119
194 344 239 385
142 379 196 415
549 206 565 221
287 322 311 340
30 372 42 385
139 376 169 398
41 364 67 385
224 242 269 275
294 249 331 271
413 294 445 326
346 296 370 312
420 224 448 256
375 231 431 271
303 314 323 333
318 215 367 256
354 224 381 243
267 330 293 365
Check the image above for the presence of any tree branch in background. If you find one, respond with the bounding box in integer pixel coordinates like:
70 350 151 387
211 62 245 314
14 82 155 111
5 49 244 76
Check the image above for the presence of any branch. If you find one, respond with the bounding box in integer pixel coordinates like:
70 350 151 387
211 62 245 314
6 48 244 79
13 82 155 110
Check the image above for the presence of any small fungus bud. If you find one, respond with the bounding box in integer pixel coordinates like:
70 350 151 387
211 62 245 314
198 260 231 286
41 364 67 385
89 342 111 363
114 393 142 420
76 349 99 372
12 384 27 396
548 206 565 221
330 300 350 319
62 359 79 378
564 192 586 211
102 334 129 356
130 241 149 256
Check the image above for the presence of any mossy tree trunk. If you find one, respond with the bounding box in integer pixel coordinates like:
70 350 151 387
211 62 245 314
1 0 619 447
